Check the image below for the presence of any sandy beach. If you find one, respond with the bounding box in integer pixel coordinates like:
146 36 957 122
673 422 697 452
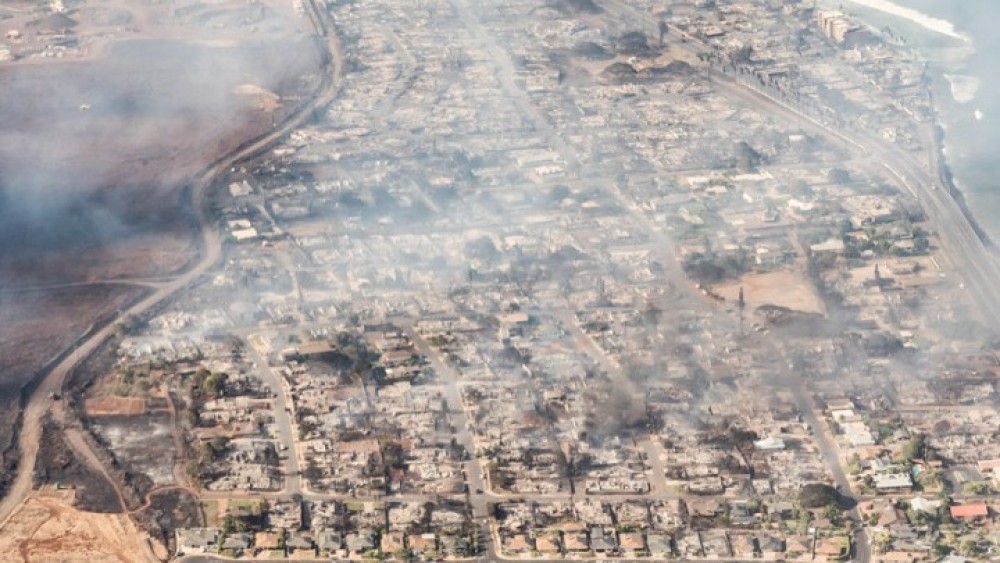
841 0 968 41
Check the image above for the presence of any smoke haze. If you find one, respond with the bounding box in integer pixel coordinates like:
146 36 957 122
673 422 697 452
0 37 321 261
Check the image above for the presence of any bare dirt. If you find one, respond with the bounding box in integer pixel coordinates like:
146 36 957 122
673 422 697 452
0 493 157 563
83 396 147 418
714 268 827 316
0 1 337 557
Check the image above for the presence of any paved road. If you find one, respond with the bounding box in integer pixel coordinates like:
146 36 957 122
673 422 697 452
605 0 1000 329
0 222 222 529
591 2 1000 559
639 439 671 498
405 325 494 560
789 381 871 563
0 0 344 533
245 343 303 497
721 74 1000 328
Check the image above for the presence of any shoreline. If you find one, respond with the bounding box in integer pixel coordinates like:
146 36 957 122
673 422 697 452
928 78 1000 249
840 0 967 41
908 43 997 250
836 1 996 249
932 119 995 250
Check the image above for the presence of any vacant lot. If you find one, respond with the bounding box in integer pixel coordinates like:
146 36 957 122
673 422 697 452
91 415 177 486
133 488 201 552
33 421 121 514
714 269 826 316
0 0 325 509
83 396 147 418
0 494 157 562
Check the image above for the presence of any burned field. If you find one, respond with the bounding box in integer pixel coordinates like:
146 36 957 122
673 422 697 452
0 285 145 497
0 285 144 404
0 36 324 284
33 420 120 513
75 348 184 489
0 32 324 504
89 413 177 488
74 359 205 547
132 487 202 551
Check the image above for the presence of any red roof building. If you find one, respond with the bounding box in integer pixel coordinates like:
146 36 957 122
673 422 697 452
950 503 989 519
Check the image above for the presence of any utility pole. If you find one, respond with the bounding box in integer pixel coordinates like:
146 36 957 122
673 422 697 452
738 286 746 337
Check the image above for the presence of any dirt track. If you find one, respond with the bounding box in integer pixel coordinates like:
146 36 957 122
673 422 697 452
0 0 345 541
0 494 158 563
0 14 325 517
0 285 146 499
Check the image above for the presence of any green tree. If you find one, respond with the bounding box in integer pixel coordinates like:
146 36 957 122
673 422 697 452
872 531 891 554
917 468 943 490
278 528 287 550
900 433 926 462
962 481 990 495
823 504 844 527
846 453 862 475
932 542 951 557
960 539 982 557
298 420 319 440
198 442 216 465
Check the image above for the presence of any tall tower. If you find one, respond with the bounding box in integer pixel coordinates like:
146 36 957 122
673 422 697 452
738 286 746 337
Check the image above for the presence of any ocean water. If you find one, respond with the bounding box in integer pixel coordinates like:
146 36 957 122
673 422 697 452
832 0 1000 240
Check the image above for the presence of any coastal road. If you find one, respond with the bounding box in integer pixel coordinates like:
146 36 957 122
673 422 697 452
601 0 1000 329
0 0 345 530
741 66 1000 327
721 70 1000 327
596 0 1000 554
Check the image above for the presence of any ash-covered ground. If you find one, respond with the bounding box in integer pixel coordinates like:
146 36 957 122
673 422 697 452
0 0 326 502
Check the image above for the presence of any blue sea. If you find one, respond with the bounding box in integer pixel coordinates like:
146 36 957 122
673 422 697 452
834 0 1000 240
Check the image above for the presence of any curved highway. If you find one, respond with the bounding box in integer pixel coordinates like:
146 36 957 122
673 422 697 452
592 3 1000 561
601 0 1000 327
0 0 344 536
